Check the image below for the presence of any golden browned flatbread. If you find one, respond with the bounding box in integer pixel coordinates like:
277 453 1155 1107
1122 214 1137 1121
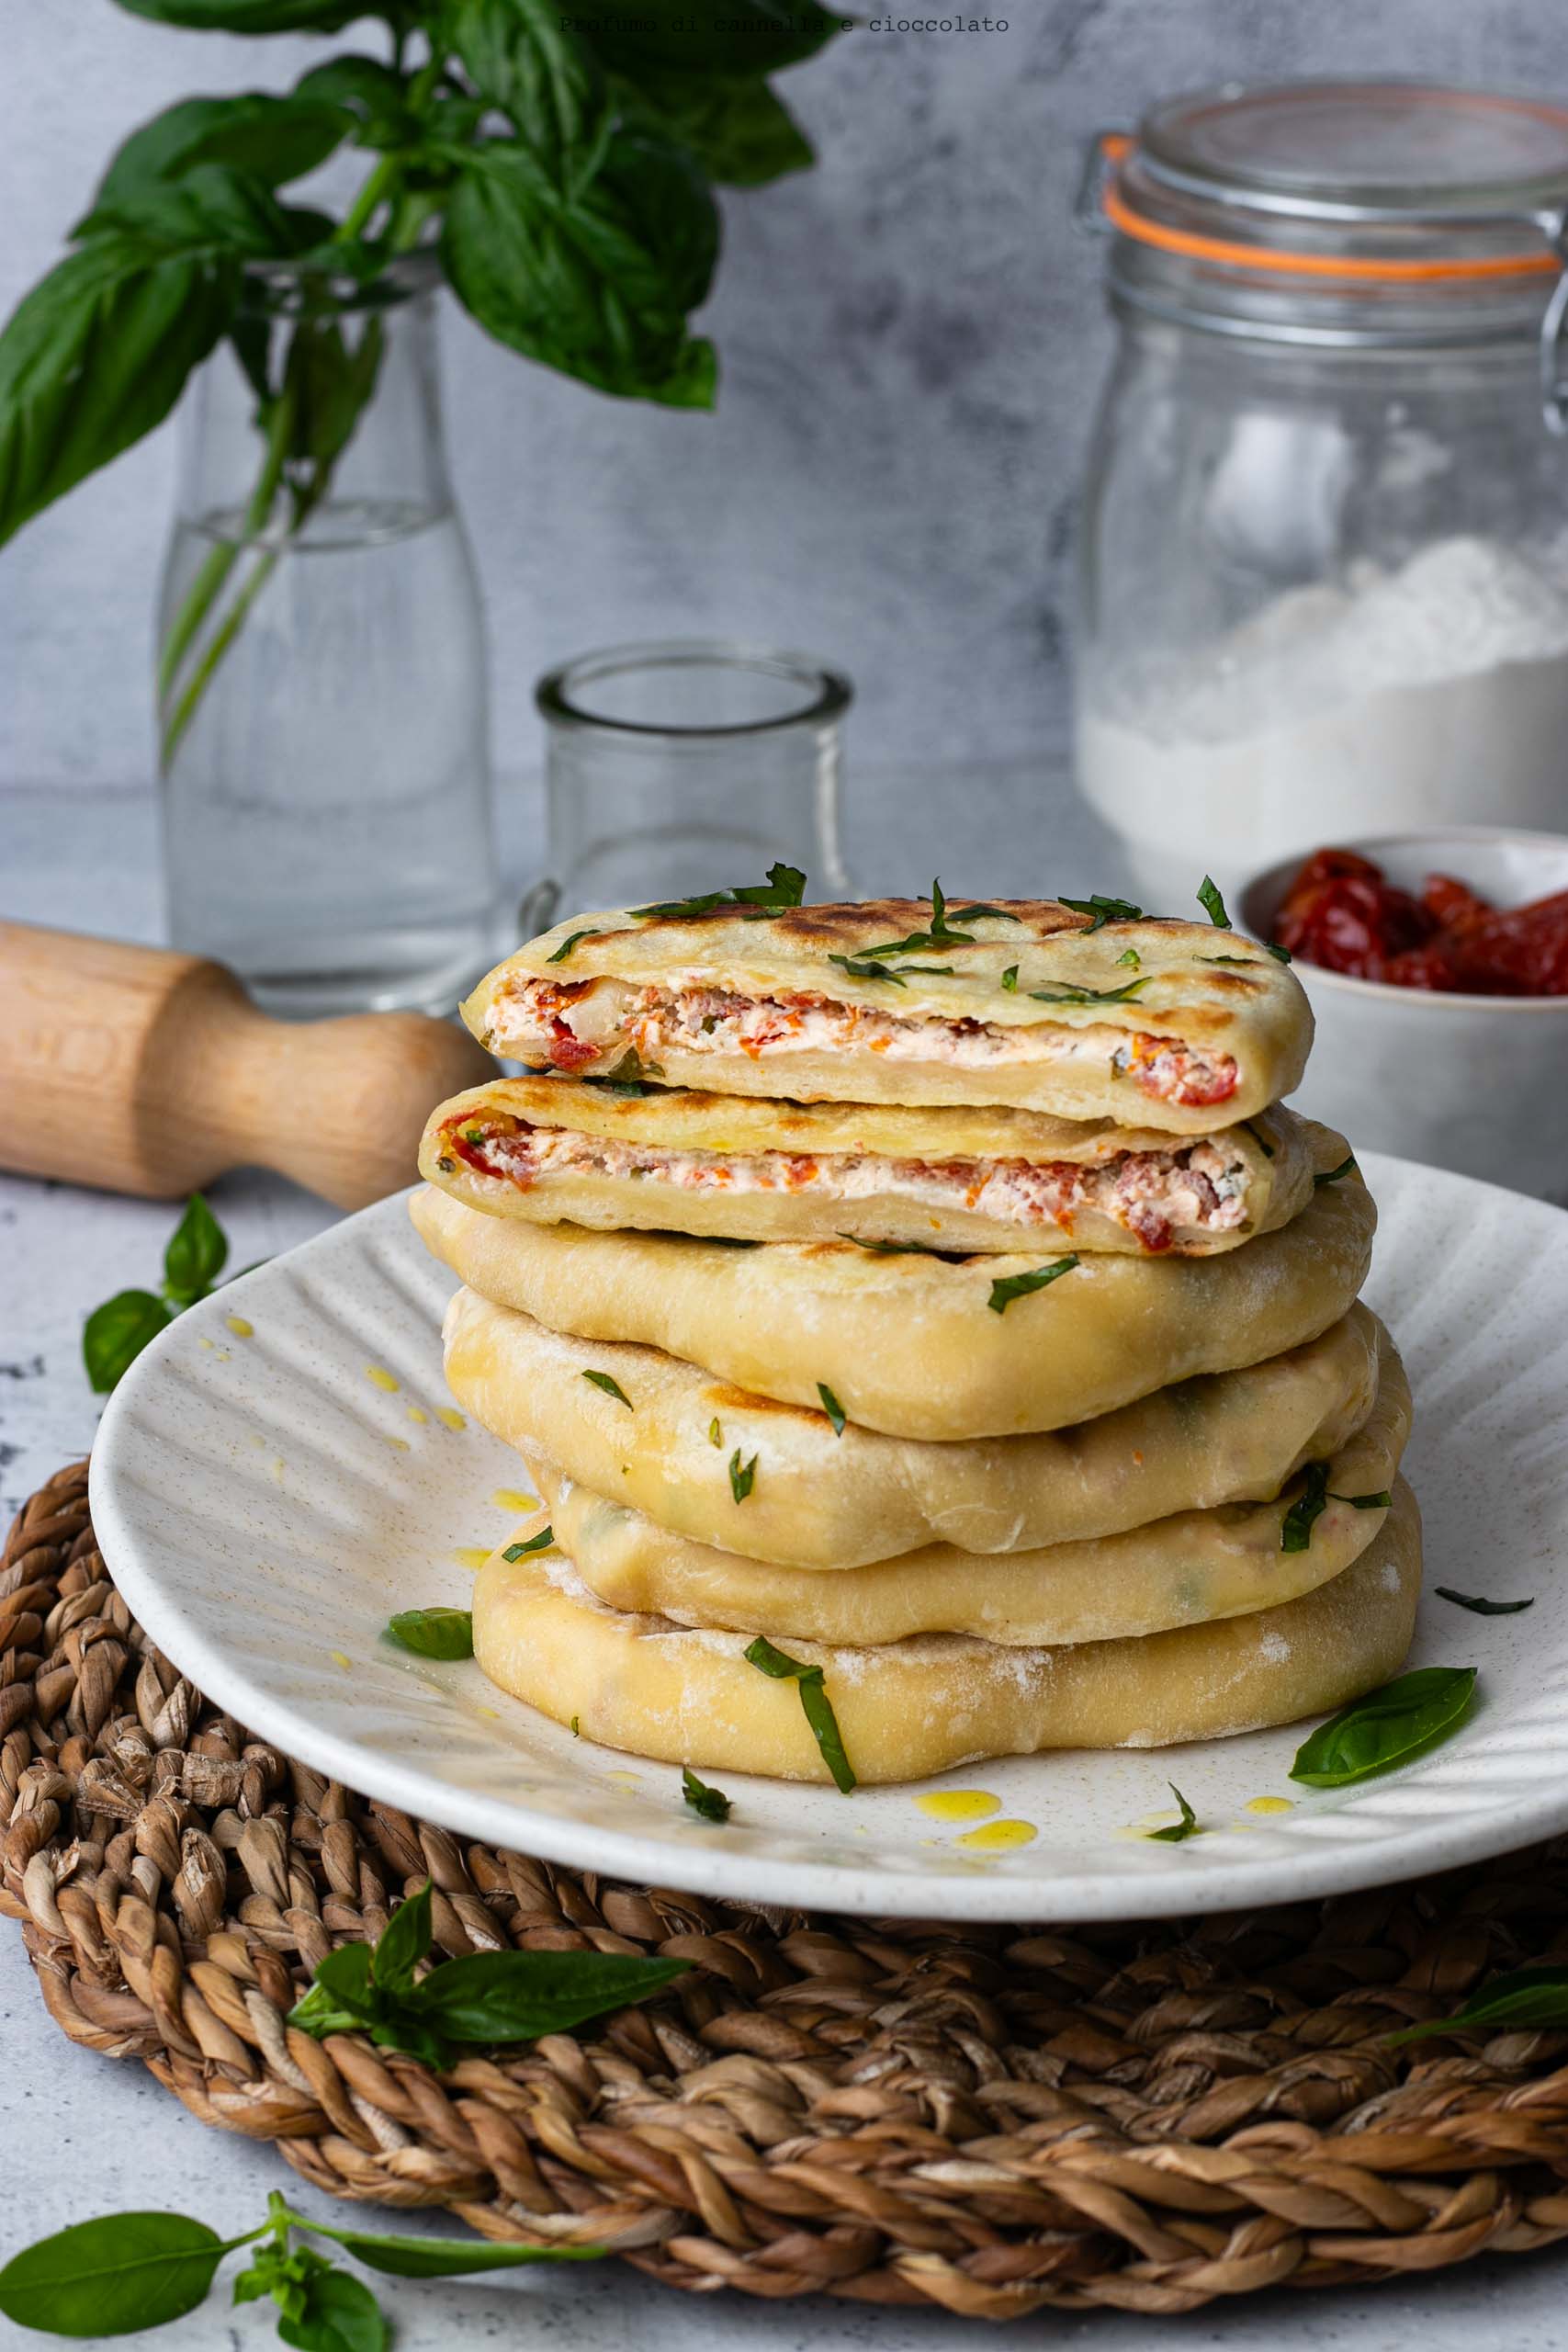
469 1482 1421 1783
421 1079 1312 1256
462 894 1312 1130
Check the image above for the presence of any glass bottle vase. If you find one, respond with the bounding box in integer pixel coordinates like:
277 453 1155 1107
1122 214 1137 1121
156 255 496 1016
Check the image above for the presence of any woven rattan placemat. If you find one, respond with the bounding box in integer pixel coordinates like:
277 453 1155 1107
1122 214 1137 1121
6 1459 1568 2319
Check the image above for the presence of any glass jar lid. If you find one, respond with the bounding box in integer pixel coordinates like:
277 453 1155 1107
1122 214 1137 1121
1110 79 1568 276
1092 80 1568 374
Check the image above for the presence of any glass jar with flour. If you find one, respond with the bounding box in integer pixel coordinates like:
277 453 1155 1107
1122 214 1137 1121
1076 81 1568 905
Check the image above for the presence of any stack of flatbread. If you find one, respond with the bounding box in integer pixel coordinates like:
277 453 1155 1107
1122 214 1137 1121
410 887 1418 1788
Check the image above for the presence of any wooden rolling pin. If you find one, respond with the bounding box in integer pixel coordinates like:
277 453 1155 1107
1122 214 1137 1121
0 923 495 1211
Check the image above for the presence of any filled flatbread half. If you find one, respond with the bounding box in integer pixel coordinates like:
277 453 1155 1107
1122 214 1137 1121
421 1076 1313 1257
440 1287 1383 1569
462 889 1312 1130
410 1126 1371 1441
524 1328 1409 1647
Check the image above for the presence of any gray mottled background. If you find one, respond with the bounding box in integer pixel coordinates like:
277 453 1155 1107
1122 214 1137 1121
3 0 1564 810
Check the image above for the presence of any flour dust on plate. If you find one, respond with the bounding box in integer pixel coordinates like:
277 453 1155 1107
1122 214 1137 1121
87 1159 1568 1923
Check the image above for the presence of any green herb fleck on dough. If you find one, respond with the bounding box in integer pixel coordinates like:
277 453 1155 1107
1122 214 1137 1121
728 1449 758 1502
743 1637 856 1792
708 1417 723 1447
987 1256 1080 1315
583 1370 633 1409
817 1382 847 1436
546 928 603 964
1117 947 1141 968
1000 964 1019 991
1280 1463 1330 1552
502 1527 555 1561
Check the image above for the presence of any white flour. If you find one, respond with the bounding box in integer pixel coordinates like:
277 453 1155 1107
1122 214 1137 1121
1077 534 1568 902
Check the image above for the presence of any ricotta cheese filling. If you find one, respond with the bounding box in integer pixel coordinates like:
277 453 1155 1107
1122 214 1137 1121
486 977 1240 1110
437 1114 1252 1250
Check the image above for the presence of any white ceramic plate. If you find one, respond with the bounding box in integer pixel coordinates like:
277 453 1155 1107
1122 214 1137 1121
91 1158 1568 1923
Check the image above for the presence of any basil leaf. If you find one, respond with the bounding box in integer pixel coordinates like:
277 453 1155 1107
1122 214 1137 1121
1280 1462 1330 1553
1029 978 1150 1005
1198 955 1254 967
1061 893 1143 932
386 1608 474 1660
987 1255 1079 1315
1266 941 1292 964
163 1190 228 1304
829 953 906 986
293 55 411 135
546 926 604 963
1197 874 1231 928
582 0 845 74
1117 948 1141 968
890 963 954 977
999 965 1018 991
628 865 805 921
1314 1155 1359 1187
441 132 717 408
582 1368 633 1408
1337 1489 1391 1511
728 1448 757 1502
274 2259 388 2352
1388 1964 1568 2046
404 1949 690 2039
0 233 234 547
1290 1666 1477 1788
371 1878 433 1996
0 2211 234 2337
742 1636 855 1792
502 1527 555 1560
445 0 611 197
288 1940 377 2037
615 64 813 187
816 1382 846 1436
91 93 351 214
294 2216 603 2278
1145 1783 1201 1842
82 1288 171 1393
1436 1588 1534 1615
682 1764 731 1821
951 902 1018 922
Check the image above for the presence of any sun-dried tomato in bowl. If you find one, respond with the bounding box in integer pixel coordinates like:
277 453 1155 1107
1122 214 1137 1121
1273 847 1568 995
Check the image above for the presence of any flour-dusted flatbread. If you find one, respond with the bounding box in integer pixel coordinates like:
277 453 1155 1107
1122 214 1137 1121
462 890 1312 1130
421 1078 1313 1257
442 1287 1383 1569
470 1483 1421 1783
526 1335 1409 1646
411 1128 1371 1440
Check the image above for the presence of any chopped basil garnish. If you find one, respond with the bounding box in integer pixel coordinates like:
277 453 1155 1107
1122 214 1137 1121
817 1382 846 1436
681 1765 731 1823
1000 965 1019 991
1290 1666 1477 1788
1266 941 1292 964
1029 977 1150 1005
546 927 603 964
951 901 1019 922
584 1046 665 1095
1387 1963 1568 2046
1117 947 1141 968
570 1713 580 1736
743 1636 856 1792
728 1448 757 1502
707 1416 722 1447
1436 1588 1534 1615
1314 1155 1359 1187
837 1231 951 1254
860 877 988 958
631 862 806 921
434 1155 457 1173
829 953 908 986
1061 893 1143 933
386 1608 473 1660
1340 1489 1392 1510
1280 1463 1330 1552
987 1255 1080 1314
502 1528 555 1560
1145 1783 1201 1842
1197 874 1231 928
1198 954 1254 966
582 1370 633 1409
891 963 954 977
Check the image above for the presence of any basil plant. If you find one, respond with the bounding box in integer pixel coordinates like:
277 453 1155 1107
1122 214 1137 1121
0 0 846 757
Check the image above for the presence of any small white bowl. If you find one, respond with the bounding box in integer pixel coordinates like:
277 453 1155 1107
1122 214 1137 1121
1239 827 1568 1204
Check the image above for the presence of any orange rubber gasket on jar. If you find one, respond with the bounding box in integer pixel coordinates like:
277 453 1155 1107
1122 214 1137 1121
1101 136 1561 283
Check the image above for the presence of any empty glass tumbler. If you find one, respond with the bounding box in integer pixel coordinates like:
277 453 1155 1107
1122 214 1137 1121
157 254 496 1015
529 641 852 922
